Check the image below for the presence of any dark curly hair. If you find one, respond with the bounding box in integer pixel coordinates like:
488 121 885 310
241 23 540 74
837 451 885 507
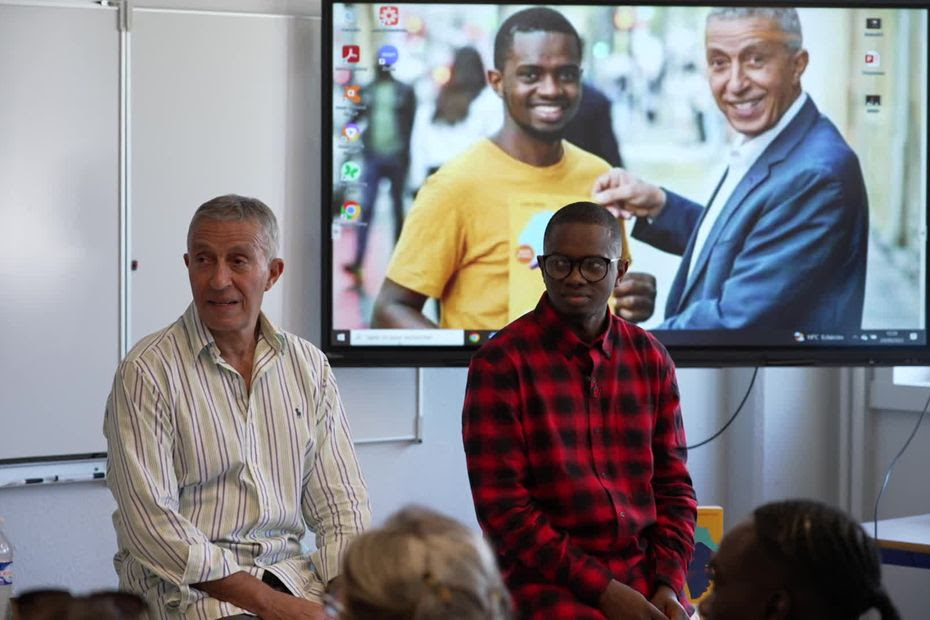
752 499 900 620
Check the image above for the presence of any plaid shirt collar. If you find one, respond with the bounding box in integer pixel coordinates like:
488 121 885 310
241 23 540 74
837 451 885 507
534 293 615 361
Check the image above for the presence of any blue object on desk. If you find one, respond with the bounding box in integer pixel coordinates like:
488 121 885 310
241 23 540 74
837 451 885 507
879 547 930 569
864 513 930 570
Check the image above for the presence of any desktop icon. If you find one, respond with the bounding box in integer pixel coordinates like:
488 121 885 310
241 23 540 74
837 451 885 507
865 94 881 107
340 161 362 182
341 122 362 143
378 5 400 27
340 200 362 221
343 8 356 24
342 45 360 64
377 45 399 67
343 84 362 104
333 69 352 86
865 50 881 68
793 331 805 343
866 17 882 29
467 332 481 344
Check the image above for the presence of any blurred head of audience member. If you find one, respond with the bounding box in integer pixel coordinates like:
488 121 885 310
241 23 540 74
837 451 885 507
12 589 147 620
339 505 513 620
433 46 487 125
699 499 900 620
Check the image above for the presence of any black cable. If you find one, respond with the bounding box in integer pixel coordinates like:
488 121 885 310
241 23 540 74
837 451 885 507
872 387 930 541
686 367 759 450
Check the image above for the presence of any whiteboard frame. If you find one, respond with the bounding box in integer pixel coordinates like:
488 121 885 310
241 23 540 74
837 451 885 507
0 455 107 488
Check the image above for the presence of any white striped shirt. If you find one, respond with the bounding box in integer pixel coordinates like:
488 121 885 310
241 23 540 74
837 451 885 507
104 304 370 619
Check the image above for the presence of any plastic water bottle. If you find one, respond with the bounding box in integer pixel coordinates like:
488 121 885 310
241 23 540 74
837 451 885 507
0 517 12 620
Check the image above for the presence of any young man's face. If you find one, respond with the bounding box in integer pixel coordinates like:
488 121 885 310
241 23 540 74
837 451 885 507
541 222 625 329
698 521 788 620
705 16 808 138
488 30 582 142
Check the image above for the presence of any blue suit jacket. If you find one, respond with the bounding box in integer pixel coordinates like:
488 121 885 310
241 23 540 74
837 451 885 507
633 98 868 332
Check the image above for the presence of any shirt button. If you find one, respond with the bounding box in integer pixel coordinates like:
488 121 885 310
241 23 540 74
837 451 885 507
620 512 626 518
601 471 609 479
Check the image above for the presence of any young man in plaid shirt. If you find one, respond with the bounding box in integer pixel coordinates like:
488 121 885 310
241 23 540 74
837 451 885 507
463 202 697 620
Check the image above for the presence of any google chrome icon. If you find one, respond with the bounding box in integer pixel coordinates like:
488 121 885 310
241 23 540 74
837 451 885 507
340 200 361 221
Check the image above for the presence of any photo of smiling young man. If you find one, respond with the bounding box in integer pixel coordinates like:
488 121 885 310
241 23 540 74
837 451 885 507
593 6 868 333
371 6 656 331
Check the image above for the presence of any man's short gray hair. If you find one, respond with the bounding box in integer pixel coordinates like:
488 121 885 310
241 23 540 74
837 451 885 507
187 194 280 262
707 7 803 52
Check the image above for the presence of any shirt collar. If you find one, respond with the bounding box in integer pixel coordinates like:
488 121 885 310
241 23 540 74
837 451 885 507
181 303 286 359
729 91 808 166
534 294 615 360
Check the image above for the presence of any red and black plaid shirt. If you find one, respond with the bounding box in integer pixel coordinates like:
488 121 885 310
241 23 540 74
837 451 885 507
463 294 696 619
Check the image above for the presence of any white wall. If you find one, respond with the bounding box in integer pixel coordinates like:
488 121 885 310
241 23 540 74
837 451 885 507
864 375 930 620
0 2 926 618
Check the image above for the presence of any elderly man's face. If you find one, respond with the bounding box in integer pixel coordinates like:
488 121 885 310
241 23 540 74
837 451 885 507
705 16 808 138
184 217 283 345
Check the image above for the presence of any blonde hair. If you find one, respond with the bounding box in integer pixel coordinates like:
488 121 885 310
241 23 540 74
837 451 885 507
341 506 513 620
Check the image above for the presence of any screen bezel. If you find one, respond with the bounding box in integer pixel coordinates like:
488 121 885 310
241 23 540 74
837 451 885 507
320 0 930 367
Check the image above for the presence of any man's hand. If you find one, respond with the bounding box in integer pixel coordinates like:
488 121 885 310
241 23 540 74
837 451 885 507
260 591 326 620
592 168 667 220
194 571 325 620
650 584 689 620
614 272 656 323
599 579 667 620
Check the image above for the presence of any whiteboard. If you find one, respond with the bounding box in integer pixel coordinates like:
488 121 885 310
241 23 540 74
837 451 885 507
0 3 120 462
0 4 330 473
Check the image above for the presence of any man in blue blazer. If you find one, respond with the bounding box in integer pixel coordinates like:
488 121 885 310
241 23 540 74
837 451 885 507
594 7 868 332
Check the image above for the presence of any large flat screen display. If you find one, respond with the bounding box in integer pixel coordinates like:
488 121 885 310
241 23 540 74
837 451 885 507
322 1 929 366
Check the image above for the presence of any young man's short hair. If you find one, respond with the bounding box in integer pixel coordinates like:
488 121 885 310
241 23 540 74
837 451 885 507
493 7 582 70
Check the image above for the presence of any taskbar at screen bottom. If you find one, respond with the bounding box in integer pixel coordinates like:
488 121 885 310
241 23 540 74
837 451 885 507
331 328 495 347
655 327 926 347
331 328 926 348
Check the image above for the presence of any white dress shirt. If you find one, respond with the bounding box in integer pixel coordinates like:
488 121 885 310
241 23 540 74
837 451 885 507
104 304 370 619
687 92 809 280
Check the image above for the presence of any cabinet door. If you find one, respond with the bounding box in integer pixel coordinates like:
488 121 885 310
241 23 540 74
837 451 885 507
0 4 119 460
131 9 320 343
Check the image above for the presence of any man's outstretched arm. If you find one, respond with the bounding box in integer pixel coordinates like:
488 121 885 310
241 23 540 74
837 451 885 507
371 278 437 328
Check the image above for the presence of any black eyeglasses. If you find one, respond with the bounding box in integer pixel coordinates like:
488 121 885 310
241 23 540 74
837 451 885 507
537 254 621 283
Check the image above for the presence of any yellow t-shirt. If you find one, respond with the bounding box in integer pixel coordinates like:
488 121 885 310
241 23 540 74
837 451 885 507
386 138 629 329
